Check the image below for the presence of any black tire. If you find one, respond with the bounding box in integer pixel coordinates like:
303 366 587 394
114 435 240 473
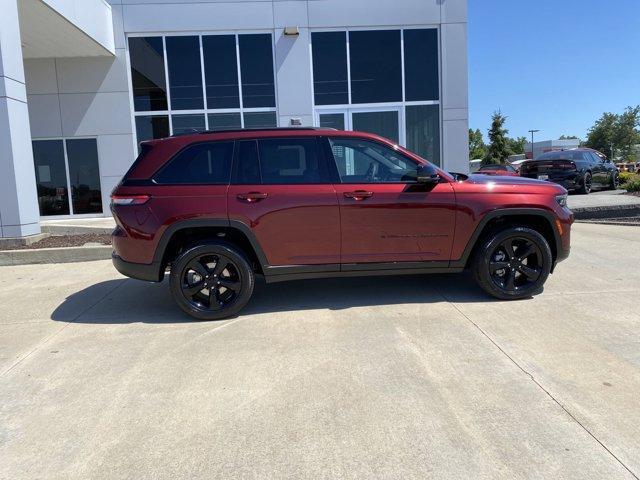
608 171 620 190
471 226 552 300
578 172 592 194
169 241 254 321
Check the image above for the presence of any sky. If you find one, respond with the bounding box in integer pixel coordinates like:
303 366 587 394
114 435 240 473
468 0 640 143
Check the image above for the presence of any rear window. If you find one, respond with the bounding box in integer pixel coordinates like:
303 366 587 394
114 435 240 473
537 151 583 161
154 141 234 184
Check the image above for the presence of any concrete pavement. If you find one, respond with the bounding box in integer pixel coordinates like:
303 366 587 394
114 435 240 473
1 223 639 479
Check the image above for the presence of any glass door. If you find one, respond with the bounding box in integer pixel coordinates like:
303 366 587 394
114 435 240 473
32 138 103 217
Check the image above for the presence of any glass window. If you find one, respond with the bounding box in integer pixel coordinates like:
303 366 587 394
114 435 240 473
238 34 275 108
352 111 399 143
66 139 102 214
319 113 345 130
234 140 261 184
404 29 439 101
155 142 234 184
312 32 348 105
258 138 327 184
244 111 277 128
32 140 70 216
203 35 240 109
349 30 402 104
172 114 206 135
128 37 168 112
208 113 242 131
135 116 170 149
406 104 440 166
166 36 204 110
328 137 417 184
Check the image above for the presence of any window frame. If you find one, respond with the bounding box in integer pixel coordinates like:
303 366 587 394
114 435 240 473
126 31 279 146
323 136 422 185
152 140 235 186
231 136 332 186
310 26 442 166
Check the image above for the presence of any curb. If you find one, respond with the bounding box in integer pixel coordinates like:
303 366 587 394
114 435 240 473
41 225 114 235
571 204 640 220
0 245 113 266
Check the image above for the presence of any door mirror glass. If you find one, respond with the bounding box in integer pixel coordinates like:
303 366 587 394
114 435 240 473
416 163 440 184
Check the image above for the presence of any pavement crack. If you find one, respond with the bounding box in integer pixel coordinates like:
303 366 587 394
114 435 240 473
0 279 127 377
436 288 639 480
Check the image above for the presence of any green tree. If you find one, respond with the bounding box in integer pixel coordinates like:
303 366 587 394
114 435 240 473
585 107 640 161
469 128 487 160
484 111 512 165
507 136 527 155
559 135 579 140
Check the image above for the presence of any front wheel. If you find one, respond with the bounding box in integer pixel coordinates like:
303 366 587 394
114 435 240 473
169 242 254 320
471 226 552 300
608 171 620 190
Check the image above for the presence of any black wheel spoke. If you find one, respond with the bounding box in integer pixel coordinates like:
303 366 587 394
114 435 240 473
490 261 509 272
183 281 205 296
219 279 241 292
502 240 516 259
504 270 515 290
209 286 223 310
188 260 209 278
212 258 229 276
517 243 535 260
518 264 541 281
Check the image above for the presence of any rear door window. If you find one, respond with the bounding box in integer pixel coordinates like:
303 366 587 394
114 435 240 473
154 141 234 184
232 137 329 184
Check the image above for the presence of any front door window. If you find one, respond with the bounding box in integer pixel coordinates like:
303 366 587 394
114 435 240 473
32 138 102 216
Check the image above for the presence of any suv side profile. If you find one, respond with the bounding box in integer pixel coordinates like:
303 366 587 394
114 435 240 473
111 128 573 320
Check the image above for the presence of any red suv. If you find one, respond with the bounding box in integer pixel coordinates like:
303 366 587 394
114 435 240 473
111 128 573 320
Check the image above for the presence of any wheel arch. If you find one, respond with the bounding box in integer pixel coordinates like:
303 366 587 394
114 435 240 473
154 219 269 280
454 208 560 270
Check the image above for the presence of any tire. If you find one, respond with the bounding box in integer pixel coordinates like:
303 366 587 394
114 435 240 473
169 241 255 321
608 171 620 190
578 172 592 194
471 226 552 300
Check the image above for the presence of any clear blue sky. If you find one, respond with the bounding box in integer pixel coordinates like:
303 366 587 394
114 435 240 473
469 0 640 143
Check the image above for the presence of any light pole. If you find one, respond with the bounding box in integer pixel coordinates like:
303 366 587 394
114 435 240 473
528 129 540 160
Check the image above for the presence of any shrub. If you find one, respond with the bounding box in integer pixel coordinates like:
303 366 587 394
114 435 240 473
624 178 640 193
619 172 638 185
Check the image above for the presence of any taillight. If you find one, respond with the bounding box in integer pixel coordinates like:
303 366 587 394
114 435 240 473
111 194 150 206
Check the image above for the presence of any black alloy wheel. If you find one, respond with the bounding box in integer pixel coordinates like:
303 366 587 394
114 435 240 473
609 171 620 190
170 242 254 320
579 172 592 194
472 226 552 300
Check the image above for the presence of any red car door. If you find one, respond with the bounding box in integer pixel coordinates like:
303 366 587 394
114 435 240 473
227 137 340 267
325 136 456 265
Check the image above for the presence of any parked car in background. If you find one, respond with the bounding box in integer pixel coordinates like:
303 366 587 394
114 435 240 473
520 148 619 194
475 164 520 177
617 162 638 173
111 127 573 320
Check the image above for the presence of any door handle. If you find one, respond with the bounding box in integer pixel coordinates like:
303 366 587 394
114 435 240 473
344 190 374 200
237 192 268 203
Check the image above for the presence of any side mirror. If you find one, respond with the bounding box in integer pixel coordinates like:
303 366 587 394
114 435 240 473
416 163 440 184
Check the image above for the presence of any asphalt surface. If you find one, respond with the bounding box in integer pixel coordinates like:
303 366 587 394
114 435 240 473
1 223 639 479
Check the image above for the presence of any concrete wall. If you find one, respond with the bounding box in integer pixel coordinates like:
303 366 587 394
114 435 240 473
24 0 468 217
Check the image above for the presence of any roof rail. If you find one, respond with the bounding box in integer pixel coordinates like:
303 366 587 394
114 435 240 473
196 126 336 135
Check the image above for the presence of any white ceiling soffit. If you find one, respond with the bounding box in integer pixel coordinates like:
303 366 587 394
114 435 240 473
19 0 115 59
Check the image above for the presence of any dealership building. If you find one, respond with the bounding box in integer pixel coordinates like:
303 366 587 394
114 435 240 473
0 0 468 238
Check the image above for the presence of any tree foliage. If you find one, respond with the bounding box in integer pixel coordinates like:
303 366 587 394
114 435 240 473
484 111 512 165
585 106 640 161
559 135 579 140
469 128 487 160
507 136 527 155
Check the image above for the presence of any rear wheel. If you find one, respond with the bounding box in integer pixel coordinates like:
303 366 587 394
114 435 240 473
578 172 592 194
472 226 552 300
169 242 254 320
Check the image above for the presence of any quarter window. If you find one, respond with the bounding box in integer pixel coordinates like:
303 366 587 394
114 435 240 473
154 142 234 184
328 137 418 184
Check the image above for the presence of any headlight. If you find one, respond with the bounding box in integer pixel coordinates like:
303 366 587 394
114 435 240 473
555 194 568 207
